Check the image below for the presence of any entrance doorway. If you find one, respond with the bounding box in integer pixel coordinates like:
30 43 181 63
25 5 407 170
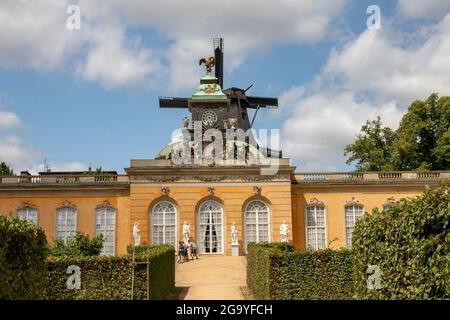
198 200 223 254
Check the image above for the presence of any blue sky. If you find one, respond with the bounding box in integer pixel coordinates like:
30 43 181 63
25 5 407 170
0 0 449 173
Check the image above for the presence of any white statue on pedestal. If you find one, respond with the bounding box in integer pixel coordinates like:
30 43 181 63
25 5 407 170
133 222 141 246
280 220 289 243
231 222 238 244
183 221 191 242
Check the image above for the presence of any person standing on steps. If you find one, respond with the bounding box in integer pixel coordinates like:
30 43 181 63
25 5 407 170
189 240 199 260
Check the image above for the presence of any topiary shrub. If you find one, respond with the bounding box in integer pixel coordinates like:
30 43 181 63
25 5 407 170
0 215 48 299
45 244 175 300
352 182 450 299
247 243 353 300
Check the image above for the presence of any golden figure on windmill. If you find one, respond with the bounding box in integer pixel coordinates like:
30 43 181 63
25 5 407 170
199 56 215 73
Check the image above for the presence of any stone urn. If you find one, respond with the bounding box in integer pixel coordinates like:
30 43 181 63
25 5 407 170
182 117 190 128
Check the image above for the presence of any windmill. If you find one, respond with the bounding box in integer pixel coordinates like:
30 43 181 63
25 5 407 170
158 38 281 158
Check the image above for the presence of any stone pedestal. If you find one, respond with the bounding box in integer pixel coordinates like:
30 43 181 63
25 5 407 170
231 243 239 256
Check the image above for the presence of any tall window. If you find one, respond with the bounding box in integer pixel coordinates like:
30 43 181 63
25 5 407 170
345 205 364 248
198 200 223 254
245 200 270 248
17 206 38 226
95 207 116 256
306 205 326 250
151 201 176 247
56 207 77 243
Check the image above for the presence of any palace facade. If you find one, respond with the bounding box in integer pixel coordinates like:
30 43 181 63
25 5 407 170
1 41 448 256
0 167 448 256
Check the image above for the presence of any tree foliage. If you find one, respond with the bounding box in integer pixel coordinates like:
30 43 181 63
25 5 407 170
0 215 48 299
48 232 104 257
352 183 450 299
344 117 395 171
0 162 14 176
345 93 450 171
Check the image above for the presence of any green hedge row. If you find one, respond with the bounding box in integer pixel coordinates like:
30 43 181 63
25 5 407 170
0 215 48 299
247 243 354 300
46 244 175 300
352 183 450 299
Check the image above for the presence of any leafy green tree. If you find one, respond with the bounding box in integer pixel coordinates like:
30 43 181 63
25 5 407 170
344 117 395 171
0 162 14 175
392 94 450 170
345 93 450 171
48 232 104 257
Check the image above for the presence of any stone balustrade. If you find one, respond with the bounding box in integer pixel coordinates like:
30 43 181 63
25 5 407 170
0 175 129 185
294 171 450 183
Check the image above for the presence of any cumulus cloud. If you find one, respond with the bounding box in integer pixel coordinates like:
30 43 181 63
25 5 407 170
281 91 403 171
0 111 21 131
397 0 450 20
0 0 346 90
280 12 450 171
323 14 450 105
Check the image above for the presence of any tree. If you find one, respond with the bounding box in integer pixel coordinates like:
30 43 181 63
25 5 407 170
344 117 395 171
392 94 450 170
48 232 104 257
0 162 14 176
344 93 450 171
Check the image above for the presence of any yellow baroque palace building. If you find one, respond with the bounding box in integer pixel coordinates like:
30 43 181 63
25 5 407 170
1 44 449 256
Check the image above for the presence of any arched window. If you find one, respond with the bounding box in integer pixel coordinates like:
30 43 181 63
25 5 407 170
56 206 77 243
306 205 327 250
245 200 270 249
198 200 223 254
151 201 177 247
17 206 38 226
95 206 116 256
344 204 364 248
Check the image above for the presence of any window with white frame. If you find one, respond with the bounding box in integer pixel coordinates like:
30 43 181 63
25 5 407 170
17 206 38 226
56 207 77 243
245 200 270 249
198 200 223 254
306 205 326 250
344 205 364 248
151 201 176 247
95 207 116 256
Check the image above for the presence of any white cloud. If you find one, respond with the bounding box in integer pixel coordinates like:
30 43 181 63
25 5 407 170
77 24 165 89
323 14 450 105
0 0 81 71
0 0 346 90
280 12 450 171
281 91 403 171
28 162 87 175
0 111 21 131
397 0 450 20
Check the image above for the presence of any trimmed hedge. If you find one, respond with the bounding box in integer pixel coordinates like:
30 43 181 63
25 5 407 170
46 244 175 300
352 183 450 299
247 243 354 300
0 215 48 299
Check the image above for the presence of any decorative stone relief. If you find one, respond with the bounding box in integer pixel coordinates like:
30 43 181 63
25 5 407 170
161 186 170 196
96 200 113 209
207 186 215 196
253 185 261 195
60 200 76 209
308 197 324 206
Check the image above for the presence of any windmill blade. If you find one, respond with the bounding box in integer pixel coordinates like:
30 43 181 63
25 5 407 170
247 96 278 109
159 97 189 108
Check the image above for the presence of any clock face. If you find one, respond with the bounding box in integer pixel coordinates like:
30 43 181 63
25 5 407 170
201 110 218 127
